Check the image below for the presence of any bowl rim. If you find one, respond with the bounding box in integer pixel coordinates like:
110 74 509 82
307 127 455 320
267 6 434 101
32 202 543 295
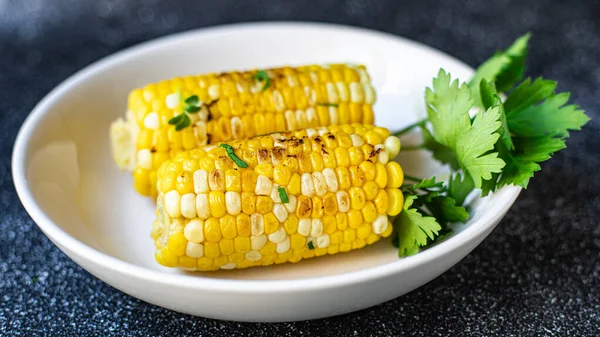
12 21 521 294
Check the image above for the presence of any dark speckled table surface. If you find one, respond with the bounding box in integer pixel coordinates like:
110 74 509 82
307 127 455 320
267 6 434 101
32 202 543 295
1 0 599 336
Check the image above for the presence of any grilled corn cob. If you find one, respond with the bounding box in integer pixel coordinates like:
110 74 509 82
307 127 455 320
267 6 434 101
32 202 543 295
110 64 377 198
151 124 404 271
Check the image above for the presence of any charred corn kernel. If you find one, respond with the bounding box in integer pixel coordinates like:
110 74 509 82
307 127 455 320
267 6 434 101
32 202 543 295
386 188 404 216
153 124 408 269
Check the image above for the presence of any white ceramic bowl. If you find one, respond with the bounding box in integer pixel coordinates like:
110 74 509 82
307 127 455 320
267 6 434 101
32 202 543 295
12 22 521 322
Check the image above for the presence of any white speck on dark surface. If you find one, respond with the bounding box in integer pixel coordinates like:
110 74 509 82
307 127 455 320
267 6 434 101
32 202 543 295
1 0 599 336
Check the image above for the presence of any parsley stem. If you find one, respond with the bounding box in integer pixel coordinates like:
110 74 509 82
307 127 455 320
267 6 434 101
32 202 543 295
393 118 428 137
404 174 425 182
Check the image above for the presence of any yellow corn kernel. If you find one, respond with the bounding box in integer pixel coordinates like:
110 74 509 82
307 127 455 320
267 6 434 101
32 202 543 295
225 169 241 191
197 257 214 270
334 147 350 167
290 234 306 249
176 171 194 195
199 156 216 171
350 166 366 187
363 181 379 201
219 239 235 255
349 103 362 123
336 167 351 190
287 173 301 195
213 255 229 268
309 152 325 172
348 147 363 166
229 252 245 263
386 188 404 216
361 202 378 222
347 209 363 229
322 151 337 169
204 218 221 242
297 153 312 173
352 239 366 250
374 163 388 188
133 168 152 196
348 187 366 210
256 196 273 214
285 214 299 234
385 162 404 188
167 232 187 257
336 213 348 231
264 212 279 234
236 214 251 236
357 223 371 239
241 170 257 193
220 214 237 239
382 220 393 238
273 165 292 186
260 241 277 256
208 191 226 218
309 196 322 218
241 192 256 215
204 241 220 258
366 233 379 245
254 163 273 179
374 189 389 214
360 160 376 181
338 103 350 124
343 229 356 243
160 248 179 267
323 215 337 234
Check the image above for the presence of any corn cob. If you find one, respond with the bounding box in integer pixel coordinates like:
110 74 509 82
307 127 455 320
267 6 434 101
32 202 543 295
151 124 404 271
110 64 377 198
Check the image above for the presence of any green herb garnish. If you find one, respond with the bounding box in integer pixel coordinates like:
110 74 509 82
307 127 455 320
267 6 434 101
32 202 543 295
317 103 338 107
252 70 271 92
168 89 203 131
307 241 315 250
278 187 289 203
219 144 248 168
393 33 590 257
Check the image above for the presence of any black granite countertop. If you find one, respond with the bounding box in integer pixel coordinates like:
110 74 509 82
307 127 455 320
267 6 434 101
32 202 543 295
1 0 599 336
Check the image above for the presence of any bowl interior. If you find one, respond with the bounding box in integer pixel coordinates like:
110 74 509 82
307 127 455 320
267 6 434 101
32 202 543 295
18 24 485 280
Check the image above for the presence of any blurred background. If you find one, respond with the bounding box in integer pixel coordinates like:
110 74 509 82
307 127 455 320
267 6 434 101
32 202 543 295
1 0 598 336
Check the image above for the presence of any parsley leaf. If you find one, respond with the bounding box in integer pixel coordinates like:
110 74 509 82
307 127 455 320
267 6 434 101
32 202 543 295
428 196 469 224
394 195 442 257
480 80 514 150
421 127 460 170
448 173 474 206
469 33 531 106
426 69 505 188
506 81 589 138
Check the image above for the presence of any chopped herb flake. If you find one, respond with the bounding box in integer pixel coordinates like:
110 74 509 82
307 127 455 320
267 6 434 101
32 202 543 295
253 70 271 92
307 241 315 250
219 144 249 168
278 187 289 203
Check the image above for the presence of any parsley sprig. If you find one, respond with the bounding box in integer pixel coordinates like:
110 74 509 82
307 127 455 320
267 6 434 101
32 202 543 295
168 89 203 131
393 33 590 257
